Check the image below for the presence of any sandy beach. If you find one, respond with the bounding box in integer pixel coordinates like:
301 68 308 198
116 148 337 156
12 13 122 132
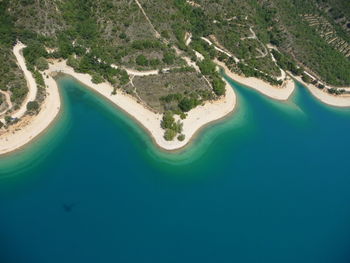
45 60 236 151
215 60 295 101
0 43 236 155
1 41 349 156
293 76 350 107
0 68 61 155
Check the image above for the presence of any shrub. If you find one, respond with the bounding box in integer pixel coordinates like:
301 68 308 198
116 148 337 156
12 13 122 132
164 129 177 141
119 32 127 39
149 59 160 66
35 57 49 71
318 84 325 89
212 76 226 96
67 55 79 69
301 74 312 83
33 70 45 87
5 115 12 124
26 100 39 112
136 55 148 66
162 52 176 65
172 120 183 133
91 73 104 84
177 134 185 141
111 87 117 95
161 30 170 39
198 58 216 75
161 111 175 129
178 97 199 112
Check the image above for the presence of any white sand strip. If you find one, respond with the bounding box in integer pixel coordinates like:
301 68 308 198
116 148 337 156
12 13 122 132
0 51 236 154
293 76 350 107
0 70 61 155
216 60 295 101
47 60 236 151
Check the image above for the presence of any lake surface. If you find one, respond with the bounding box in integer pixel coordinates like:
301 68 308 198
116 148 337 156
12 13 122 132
1 75 350 263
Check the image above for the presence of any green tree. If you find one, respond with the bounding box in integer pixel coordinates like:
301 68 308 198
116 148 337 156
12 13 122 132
5 115 12 124
26 100 39 112
172 120 183 133
178 97 198 112
177 134 185 141
198 58 216 75
162 52 175 65
136 55 148 66
35 57 49 71
119 32 127 39
91 73 104 84
212 76 226 96
302 73 312 83
164 129 177 141
161 111 175 129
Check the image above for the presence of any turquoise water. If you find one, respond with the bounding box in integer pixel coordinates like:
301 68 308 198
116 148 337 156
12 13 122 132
1 75 350 263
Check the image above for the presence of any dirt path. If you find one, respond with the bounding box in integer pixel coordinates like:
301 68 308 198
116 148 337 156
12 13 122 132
134 0 203 71
201 37 240 63
12 43 37 119
1 43 38 122
0 90 13 115
134 0 161 39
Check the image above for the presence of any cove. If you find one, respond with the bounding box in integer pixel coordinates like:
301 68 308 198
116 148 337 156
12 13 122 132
0 75 350 263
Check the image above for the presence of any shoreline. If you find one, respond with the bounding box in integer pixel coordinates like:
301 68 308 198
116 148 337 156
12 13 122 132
0 71 61 155
215 60 295 101
292 76 350 108
1 42 348 156
45 60 236 152
66 73 237 154
0 45 236 155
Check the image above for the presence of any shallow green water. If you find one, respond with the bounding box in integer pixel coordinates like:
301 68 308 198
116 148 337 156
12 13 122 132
0 75 350 263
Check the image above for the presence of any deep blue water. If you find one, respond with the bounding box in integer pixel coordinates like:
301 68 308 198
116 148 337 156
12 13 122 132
0 75 350 263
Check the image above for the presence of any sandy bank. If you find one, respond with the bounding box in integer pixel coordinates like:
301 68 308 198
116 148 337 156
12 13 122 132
0 69 61 155
47 60 236 151
293 76 350 107
0 43 61 155
216 60 295 101
1 49 236 154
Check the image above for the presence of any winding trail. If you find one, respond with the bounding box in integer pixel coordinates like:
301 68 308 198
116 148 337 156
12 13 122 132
133 0 206 74
0 42 60 155
201 37 240 63
0 90 12 115
12 42 38 119
0 43 38 123
267 45 286 81
241 27 268 59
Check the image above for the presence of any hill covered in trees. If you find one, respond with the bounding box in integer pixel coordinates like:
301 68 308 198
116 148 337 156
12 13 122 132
0 0 349 119
140 0 350 86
